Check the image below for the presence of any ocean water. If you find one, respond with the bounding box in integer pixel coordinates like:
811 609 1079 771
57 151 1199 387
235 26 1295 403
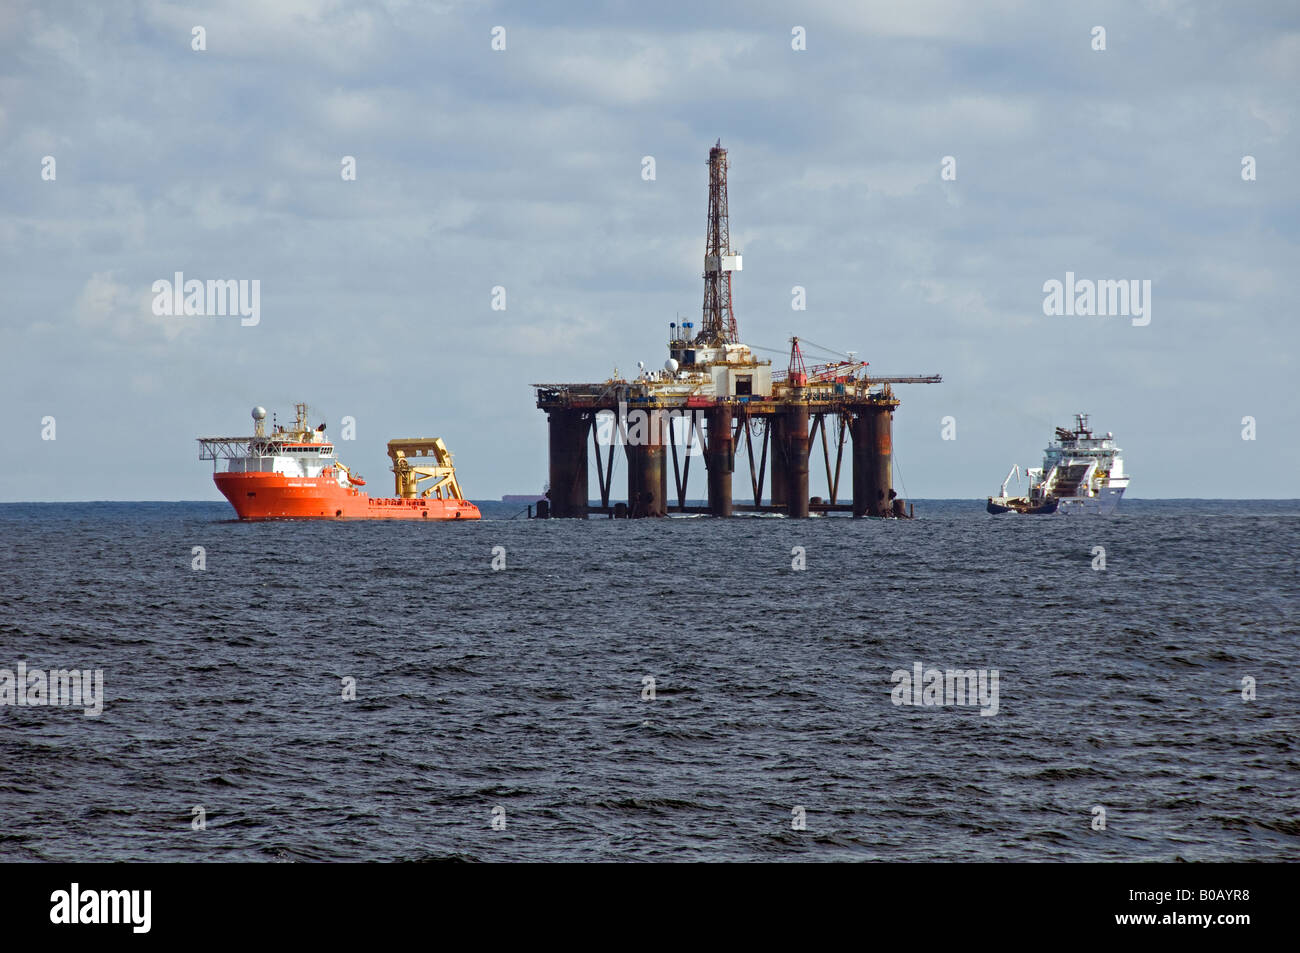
0 499 1296 862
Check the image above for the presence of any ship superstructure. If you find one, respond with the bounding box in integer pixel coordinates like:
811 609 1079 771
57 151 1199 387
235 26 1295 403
988 413 1129 515
199 403 480 520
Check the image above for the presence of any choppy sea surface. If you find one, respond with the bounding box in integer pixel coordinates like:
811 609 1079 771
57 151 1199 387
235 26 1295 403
0 499 1296 862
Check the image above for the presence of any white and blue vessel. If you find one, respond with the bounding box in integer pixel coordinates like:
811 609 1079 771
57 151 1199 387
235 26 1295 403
988 413 1129 515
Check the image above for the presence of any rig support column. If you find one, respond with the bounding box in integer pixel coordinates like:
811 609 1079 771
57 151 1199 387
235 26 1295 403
547 410 589 518
626 409 668 517
705 405 734 517
783 404 810 518
852 406 893 517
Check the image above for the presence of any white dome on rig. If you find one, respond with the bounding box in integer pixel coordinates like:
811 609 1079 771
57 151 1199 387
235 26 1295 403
664 358 679 374
252 406 267 421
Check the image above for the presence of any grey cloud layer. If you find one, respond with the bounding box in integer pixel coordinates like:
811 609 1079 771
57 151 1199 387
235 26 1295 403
1 0 1295 499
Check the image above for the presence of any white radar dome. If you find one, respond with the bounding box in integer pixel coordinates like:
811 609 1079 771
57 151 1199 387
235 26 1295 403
252 406 267 421
664 358 679 374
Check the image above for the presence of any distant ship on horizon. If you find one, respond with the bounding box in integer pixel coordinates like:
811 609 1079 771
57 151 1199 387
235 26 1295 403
988 413 1129 515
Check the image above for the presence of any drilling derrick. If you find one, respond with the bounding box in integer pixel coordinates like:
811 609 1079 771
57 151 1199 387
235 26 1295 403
700 140 740 347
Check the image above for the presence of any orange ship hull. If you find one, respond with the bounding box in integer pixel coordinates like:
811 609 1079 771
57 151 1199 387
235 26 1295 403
215 472 481 520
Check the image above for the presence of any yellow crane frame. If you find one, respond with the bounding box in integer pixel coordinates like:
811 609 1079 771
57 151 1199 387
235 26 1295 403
387 438 468 500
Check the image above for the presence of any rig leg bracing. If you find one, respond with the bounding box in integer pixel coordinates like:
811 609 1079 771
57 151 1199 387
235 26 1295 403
769 415 787 510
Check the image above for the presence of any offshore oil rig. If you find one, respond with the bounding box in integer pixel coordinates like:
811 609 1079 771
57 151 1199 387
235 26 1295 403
535 141 940 519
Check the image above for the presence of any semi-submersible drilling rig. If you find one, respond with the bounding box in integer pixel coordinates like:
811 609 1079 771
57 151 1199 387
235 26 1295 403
534 140 940 519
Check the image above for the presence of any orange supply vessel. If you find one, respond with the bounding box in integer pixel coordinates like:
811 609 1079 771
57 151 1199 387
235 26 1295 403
198 403 481 521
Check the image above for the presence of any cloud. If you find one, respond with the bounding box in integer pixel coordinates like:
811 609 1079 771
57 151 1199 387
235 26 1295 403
74 271 186 341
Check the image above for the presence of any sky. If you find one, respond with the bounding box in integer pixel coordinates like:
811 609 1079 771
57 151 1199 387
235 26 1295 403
1 0 1296 501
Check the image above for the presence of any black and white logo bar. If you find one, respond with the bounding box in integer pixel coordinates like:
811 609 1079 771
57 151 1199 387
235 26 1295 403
50 884 151 934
